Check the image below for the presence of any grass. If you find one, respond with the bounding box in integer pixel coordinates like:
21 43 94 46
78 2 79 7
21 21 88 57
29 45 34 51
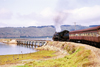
14 46 93 67
0 50 56 65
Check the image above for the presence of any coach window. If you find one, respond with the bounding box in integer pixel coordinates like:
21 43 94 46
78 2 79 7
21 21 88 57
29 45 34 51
87 33 88 36
92 32 96 37
90 33 92 36
86 33 88 36
94 32 96 37
88 33 89 36
71 34 73 36
79 34 80 36
74 34 75 36
91 33 93 36
70 34 72 36
85 33 87 36
87 33 89 36
88 33 90 36
72 34 74 36
84 33 85 36
99 31 100 35
83 33 85 36
70 34 74 36
86 33 87 36
81 34 82 36
69 34 71 36
76 34 78 36
95 33 97 36
92 33 94 36
81 33 83 36
79 34 81 36
72 34 73 36
84 33 86 36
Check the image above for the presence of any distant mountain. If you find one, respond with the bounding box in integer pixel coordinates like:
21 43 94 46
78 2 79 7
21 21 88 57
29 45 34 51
61 25 89 31
89 25 100 27
0 25 90 38
0 25 55 38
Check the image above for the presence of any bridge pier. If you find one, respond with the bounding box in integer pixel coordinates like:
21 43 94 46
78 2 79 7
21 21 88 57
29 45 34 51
17 40 46 49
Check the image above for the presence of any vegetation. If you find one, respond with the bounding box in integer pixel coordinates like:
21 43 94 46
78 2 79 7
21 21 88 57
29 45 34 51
0 26 55 38
14 46 93 67
0 50 56 65
0 25 89 38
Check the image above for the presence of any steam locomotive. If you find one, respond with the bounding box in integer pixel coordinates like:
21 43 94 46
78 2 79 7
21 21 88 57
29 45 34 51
52 30 69 41
53 26 100 47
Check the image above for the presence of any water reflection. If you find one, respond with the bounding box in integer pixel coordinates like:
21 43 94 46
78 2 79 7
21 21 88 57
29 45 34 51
0 42 37 55
9 44 17 47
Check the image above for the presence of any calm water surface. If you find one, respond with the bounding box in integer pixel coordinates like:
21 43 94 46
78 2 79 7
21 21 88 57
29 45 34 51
0 38 52 55
0 42 37 55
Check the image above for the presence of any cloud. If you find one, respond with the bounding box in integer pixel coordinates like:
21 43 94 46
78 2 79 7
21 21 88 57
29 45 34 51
72 5 100 20
56 0 100 26
17 7 54 20
40 7 53 17
17 8 55 26
0 22 7 27
1 0 100 27
63 5 100 26
17 4 100 27
0 8 13 19
57 0 100 11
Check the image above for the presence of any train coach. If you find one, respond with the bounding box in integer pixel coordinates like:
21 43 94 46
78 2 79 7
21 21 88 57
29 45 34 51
69 26 100 47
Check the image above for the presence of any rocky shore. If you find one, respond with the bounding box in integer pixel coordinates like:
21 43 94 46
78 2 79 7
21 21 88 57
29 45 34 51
0 39 17 44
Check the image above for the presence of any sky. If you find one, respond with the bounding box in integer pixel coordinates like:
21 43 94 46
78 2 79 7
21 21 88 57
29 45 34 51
0 0 100 29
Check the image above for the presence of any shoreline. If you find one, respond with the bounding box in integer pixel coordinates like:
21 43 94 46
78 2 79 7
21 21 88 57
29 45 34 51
0 40 100 67
0 43 37 56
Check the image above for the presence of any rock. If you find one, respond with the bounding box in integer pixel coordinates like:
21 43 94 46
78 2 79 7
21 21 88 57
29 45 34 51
9 39 17 44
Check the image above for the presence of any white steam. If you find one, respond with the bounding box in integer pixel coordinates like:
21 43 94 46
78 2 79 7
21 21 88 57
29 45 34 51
54 11 68 32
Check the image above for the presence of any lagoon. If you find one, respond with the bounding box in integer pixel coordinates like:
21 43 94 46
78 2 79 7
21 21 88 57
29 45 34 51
0 42 37 55
0 38 52 55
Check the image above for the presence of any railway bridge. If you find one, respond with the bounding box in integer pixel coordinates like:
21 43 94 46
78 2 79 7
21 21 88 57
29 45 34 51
17 40 47 48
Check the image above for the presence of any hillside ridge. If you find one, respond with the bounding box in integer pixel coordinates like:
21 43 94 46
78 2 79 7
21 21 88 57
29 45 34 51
0 25 91 38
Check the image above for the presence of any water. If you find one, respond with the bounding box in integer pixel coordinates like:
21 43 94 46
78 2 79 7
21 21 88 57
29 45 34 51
0 42 37 55
18 38 52 41
0 38 52 55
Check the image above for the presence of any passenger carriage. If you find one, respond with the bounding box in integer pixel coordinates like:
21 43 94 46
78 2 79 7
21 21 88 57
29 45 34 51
69 26 100 47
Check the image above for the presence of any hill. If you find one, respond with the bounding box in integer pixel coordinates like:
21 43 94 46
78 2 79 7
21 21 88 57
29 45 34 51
89 25 100 27
61 25 89 31
0 25 89 38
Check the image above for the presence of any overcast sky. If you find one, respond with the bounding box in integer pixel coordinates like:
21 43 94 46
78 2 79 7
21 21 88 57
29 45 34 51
0 0 100 27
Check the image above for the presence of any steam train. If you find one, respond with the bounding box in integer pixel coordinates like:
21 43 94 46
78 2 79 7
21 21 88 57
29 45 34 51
53 26 100 47
53 30 69 41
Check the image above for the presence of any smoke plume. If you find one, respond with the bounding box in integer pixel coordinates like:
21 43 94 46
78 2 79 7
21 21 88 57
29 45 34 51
54 11 68 32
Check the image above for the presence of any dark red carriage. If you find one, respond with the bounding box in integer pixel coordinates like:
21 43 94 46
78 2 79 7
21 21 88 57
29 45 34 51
69 26 100 47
